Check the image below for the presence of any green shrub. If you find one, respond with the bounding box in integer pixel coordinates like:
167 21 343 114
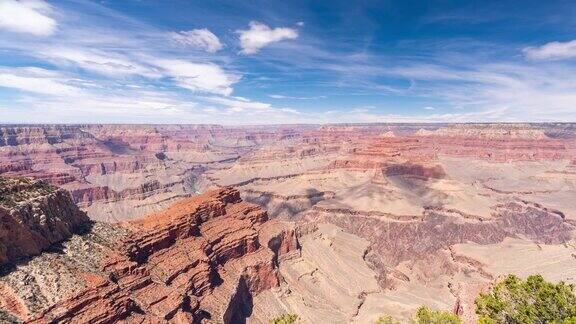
269 313 298 324
0 177 56 207
413 306 462 324
375 314 400 324
374 307 460 324
476 274 576 323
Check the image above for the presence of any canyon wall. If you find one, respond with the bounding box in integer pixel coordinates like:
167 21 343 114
0 177 88 265
0 179 298 323
0 124 314 221
1 123 574 222
1 123 576 323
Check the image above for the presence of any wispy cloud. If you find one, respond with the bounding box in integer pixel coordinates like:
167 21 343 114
38 47 161 77
170 29 223 53
205 96 272 112
153 59 240 96
385 61 576 121
0 1 244 96
523 40 576 61
237 21 298 54
0 0 263 122
0 0 57 36
269 94 325 100
0 67 80 95
0 0 575 123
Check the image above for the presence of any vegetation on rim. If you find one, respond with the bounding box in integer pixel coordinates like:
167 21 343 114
0 177 56 208
269 313 299 324
371 274 576 324
476 274 576 324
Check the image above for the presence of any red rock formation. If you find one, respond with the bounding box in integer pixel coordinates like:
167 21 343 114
1 123 574 221
0 124 318 220
1 123 575 322
0 178 88 265
26 187 297 323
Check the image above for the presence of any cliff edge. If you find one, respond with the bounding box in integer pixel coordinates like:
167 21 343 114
0 182 298 323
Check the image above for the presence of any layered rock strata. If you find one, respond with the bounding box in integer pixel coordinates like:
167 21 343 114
1 123 575 221
1 123 576 323
0 183 297 323
0 177 88 265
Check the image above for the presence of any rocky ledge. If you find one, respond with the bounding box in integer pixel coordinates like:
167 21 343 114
0 183 298 323
0 177 89 266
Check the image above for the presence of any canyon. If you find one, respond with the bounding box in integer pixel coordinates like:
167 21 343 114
0 123 575 323
0 182 298 323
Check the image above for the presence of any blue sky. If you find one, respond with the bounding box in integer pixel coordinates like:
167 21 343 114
0 0 575 124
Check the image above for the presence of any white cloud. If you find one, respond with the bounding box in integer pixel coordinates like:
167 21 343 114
237 21 298 55
0 67 79 95
153 59 240 96
39 47 160 77
55 96 189 116
269 94 325 100
202 96 301 116
170 28 223 53
279 108 300 114
0 85 203 123
205 96 272 112
2 0 573 123
387 62 576 121
37 47 241 96
523 40 576 61
424 106 435 110
0 0 56 36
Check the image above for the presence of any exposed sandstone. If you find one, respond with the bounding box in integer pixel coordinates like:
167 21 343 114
0 177 88 265
1 123 576 323
0 186 298 323
1 123 575 221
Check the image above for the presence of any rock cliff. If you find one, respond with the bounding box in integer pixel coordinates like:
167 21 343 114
0 184 298 323
1 123 574 221
1 123 576 323
0 177 88 265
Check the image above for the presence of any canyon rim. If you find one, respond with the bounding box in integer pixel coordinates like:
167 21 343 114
1 0 576 323
0 123 575 323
